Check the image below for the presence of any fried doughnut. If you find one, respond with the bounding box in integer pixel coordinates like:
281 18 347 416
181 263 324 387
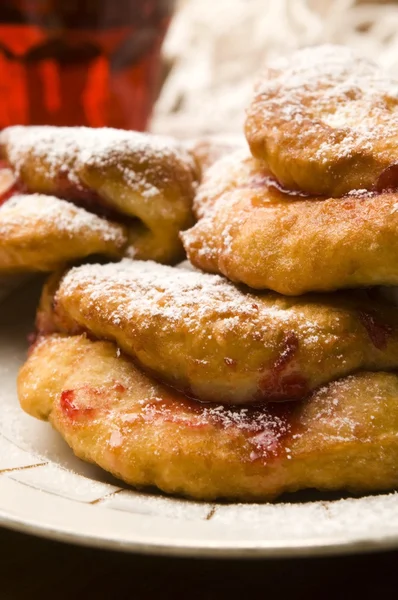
0 126 197 263
182 151 398 295
37 259 398 405
18 334 398 501
0 194 127 274
189 149 266 218
245 45 398 197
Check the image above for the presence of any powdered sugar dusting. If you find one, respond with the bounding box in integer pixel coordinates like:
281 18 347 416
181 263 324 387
185 134 247 176
52 259 398 406
0 194 126 244
248 44 398 170
55 260 309 404
56 259 396 351
183 188 253 266
137 393 291 461
193 149 253 218
6 270 398 547
202 403 290 459
0 125 197 201
57 259 296 336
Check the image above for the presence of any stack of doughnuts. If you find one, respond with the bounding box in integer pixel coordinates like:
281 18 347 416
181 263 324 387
183 45 398 294
16 45 398 501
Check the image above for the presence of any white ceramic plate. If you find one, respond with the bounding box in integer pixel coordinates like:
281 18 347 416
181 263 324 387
2 281 398 558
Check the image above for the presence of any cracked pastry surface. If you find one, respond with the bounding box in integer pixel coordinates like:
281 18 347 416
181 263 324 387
0 194 127 274
0 125 197 264
36 260 398 405
182 151 398 295
18 334 398 501
245 45 398 197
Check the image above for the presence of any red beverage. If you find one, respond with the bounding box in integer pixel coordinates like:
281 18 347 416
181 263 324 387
0 0 174 131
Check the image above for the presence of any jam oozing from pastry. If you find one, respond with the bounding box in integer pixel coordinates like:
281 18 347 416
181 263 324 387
358 310 393 350
113 383 126 394
258 332 308 401
54 170 104 209
60 382 126 420
209 402 295 462
54 170 140 228
59 374 296 463
273 331 299 371
60 389 94 420
51 170 130 227
259 373 308 402
135 388 295 462
376 163 398 193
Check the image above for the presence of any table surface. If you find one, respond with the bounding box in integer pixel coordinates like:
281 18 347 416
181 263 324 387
1 525 397 599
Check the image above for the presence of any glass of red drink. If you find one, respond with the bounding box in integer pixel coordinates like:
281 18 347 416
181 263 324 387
0 0 174 131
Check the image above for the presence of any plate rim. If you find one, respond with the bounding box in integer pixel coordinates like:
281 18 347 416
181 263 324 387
2 508 398 558
2 280 398 558
0 475 398 558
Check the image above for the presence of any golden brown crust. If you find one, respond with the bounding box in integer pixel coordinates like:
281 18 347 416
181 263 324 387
191 149 266 218
37 260 398 405
0 194 127 274
245 45 398 197
185 135 246 179
0 126 198 264
18 334 398 501
183 152 398 294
